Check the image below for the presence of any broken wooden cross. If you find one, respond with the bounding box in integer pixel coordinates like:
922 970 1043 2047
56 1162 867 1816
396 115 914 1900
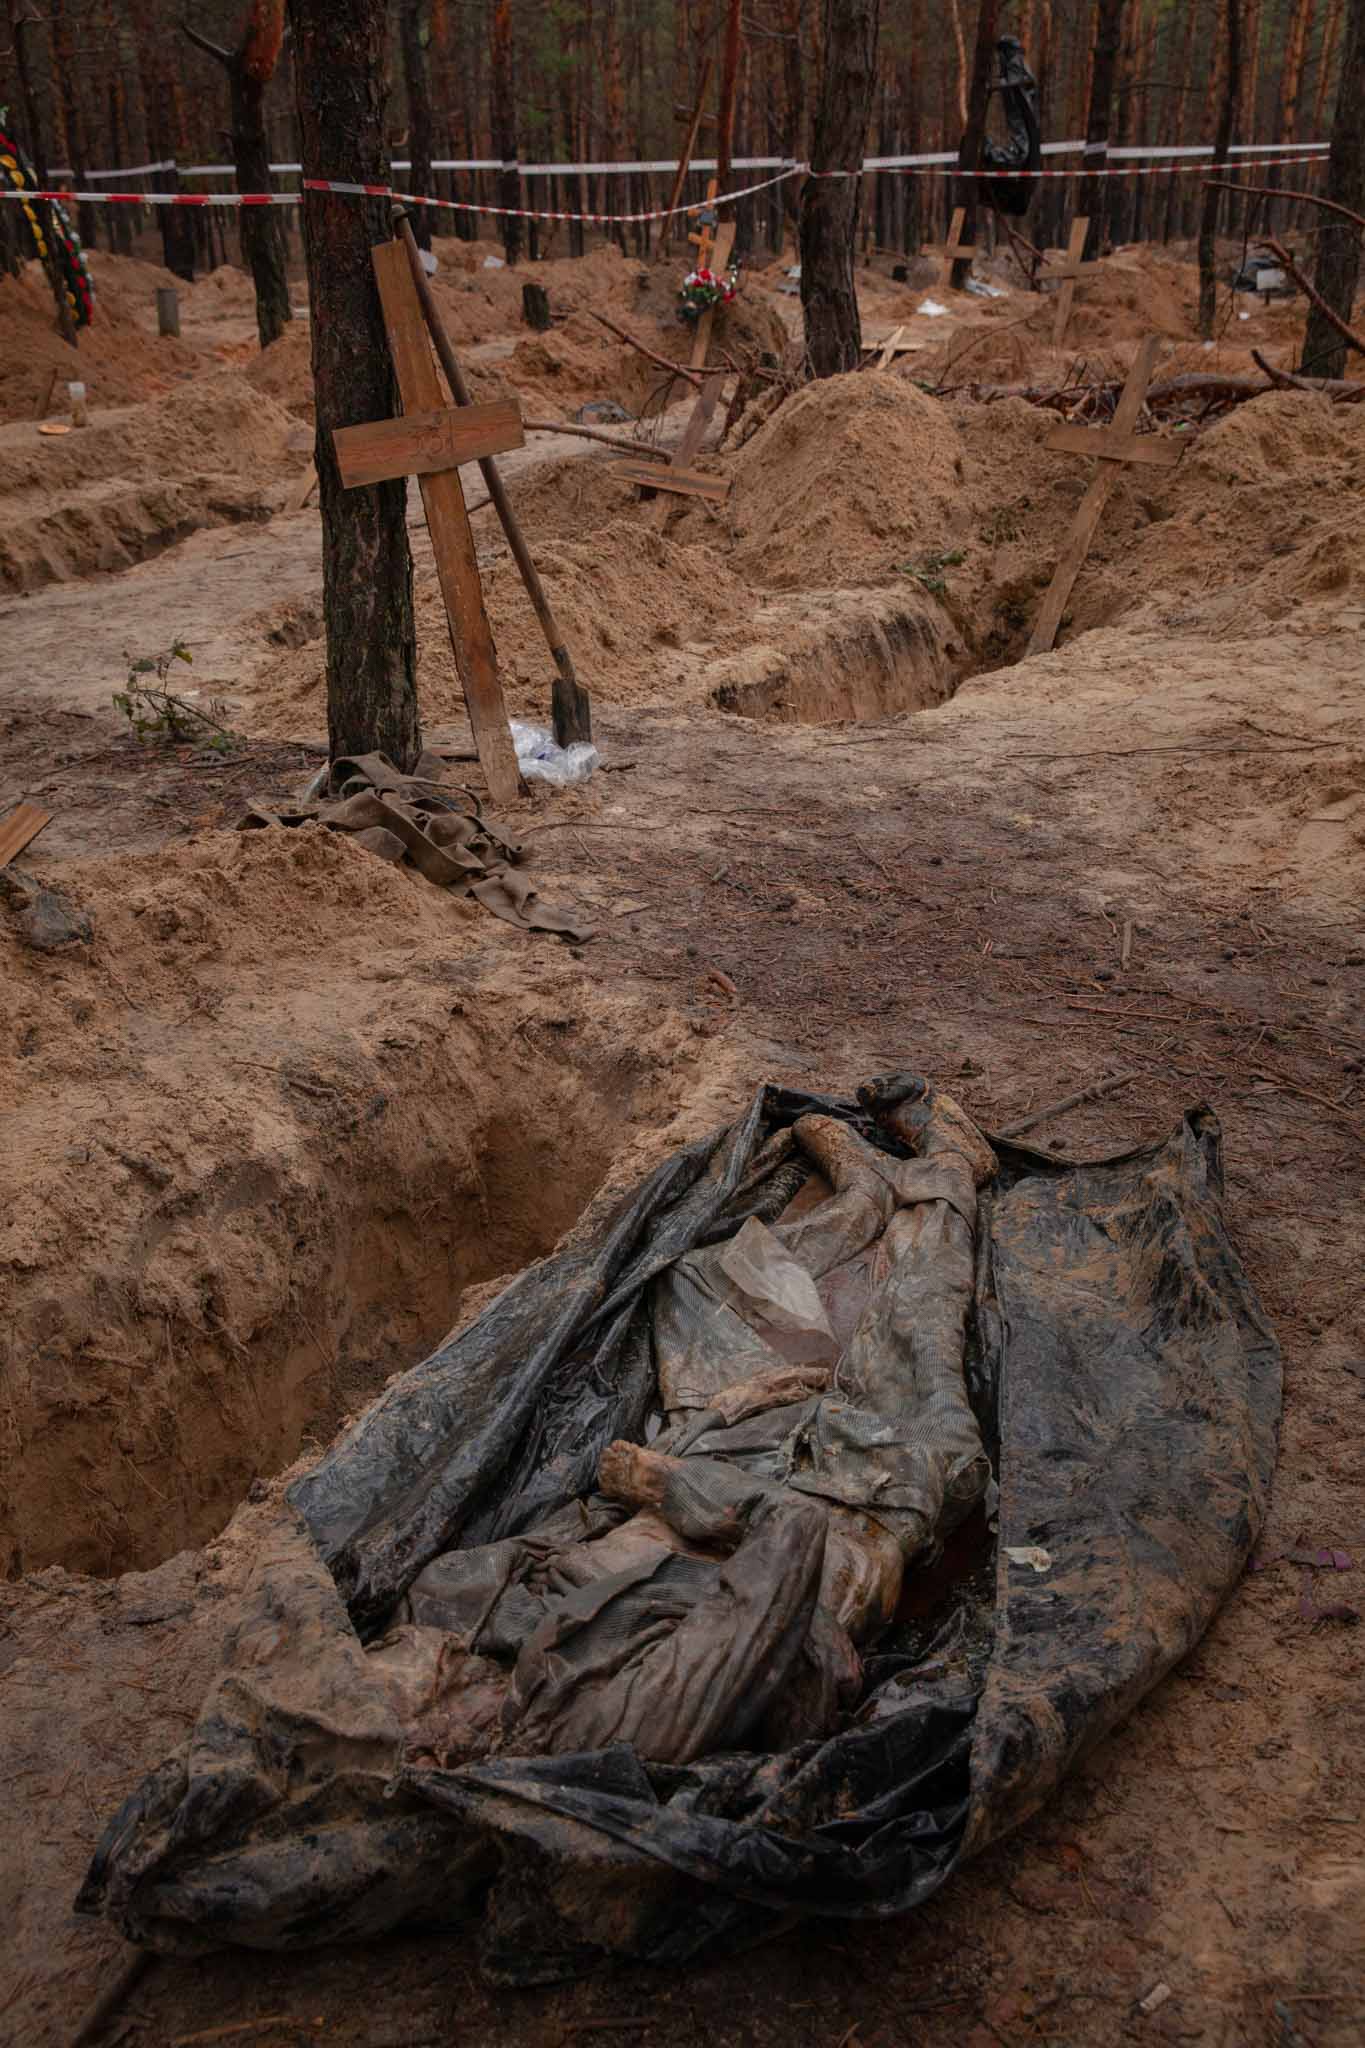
1025 335 1182 659
1043 215 1101 347
335 238 524 807
923 206 977 289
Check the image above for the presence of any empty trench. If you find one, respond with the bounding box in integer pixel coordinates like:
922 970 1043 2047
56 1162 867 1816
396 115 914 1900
708 588 1033 727
4 1031 674 1580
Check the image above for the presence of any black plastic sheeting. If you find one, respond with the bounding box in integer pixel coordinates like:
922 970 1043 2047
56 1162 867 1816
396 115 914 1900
981 36 1042 218
78 1075 1280 1984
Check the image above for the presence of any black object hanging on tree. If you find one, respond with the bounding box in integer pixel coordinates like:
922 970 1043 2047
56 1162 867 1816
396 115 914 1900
981 36 1042 219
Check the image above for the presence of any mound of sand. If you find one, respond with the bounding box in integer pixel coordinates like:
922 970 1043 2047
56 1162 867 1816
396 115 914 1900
0 370 303 589
0 258 206 423
0 368 300 499
243 320 315 416
727 368 968 589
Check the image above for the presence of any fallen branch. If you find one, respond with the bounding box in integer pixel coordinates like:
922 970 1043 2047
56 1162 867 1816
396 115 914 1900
955 366 1364 412
521 416 664 457
1260 234 1365 358
995 1071 1139 1140
586 311 704 389
1201 179 1365 236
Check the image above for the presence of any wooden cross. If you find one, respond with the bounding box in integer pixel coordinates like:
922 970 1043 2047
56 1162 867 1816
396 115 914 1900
1043 215 1102 347
1025 336 1181 659
641 176 735 527
334 239 524 808
923 206 977 290
868 323 922 368
684 176 736 373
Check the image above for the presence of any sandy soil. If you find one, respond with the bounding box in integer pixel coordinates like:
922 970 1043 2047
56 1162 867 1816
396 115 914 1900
1 235 1363 2048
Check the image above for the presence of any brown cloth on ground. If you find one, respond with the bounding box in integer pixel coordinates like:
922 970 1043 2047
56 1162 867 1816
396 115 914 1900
239 750 592 941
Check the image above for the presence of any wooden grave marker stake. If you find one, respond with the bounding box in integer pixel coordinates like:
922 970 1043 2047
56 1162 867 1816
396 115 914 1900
631 179 735 526
1044 215 1102 347
1025 335 1180 659
923 206 977 290
336 238 524 807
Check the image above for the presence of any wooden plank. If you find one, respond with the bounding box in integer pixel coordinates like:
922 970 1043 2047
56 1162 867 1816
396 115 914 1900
370 239 522 809
610 459 729 501
334 397 523 489
649 368 726 529
1026 336 1162 659
1043 420 1183 468
0 802 53 870
1051 216 1090 347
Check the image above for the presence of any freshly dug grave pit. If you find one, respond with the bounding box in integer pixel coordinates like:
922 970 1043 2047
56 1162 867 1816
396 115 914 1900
707 588 966 725
0 823 709 1578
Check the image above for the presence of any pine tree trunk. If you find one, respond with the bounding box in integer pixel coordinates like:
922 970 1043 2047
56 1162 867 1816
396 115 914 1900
400 0 435 250
1162 0 1198 242
1312 0 1345 133
51 0 99 250
1274 0 1316 224
126 0 197 280
287 0 420 770
1078 0 1126 258
230 58 293 346
1198 0 1242 338
1300 0 1364 374
800 0 880 376
490 0 521 263
952 0 998 289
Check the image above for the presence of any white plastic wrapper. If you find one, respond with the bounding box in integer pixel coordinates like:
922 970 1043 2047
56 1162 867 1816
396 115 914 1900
510 718 600 787
918 297 949 317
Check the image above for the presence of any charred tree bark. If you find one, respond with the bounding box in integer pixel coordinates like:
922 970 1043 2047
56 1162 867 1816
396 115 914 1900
1078 0 1126 259
287 0 420 770
952 0 998 289
1199 0 1242 338
800 0 880 376
399 0 435 251
185 1 293 349
490 0 521 264
1301 0 1364 375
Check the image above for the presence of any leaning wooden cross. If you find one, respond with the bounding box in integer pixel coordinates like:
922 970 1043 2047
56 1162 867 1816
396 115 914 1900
1025 335 1181 658
1043 215 1101 347
334 238 523 807
614 179 735 518
923 206 977 289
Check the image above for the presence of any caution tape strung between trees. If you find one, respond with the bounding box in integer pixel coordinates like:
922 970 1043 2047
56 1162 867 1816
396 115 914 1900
0 150 1333 224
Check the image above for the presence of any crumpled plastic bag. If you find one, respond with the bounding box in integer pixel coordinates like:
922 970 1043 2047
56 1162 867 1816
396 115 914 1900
511 719 600 787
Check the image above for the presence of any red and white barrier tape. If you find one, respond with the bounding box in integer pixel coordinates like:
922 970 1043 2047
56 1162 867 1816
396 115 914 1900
1 150 1331 221
55 139 1333 181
